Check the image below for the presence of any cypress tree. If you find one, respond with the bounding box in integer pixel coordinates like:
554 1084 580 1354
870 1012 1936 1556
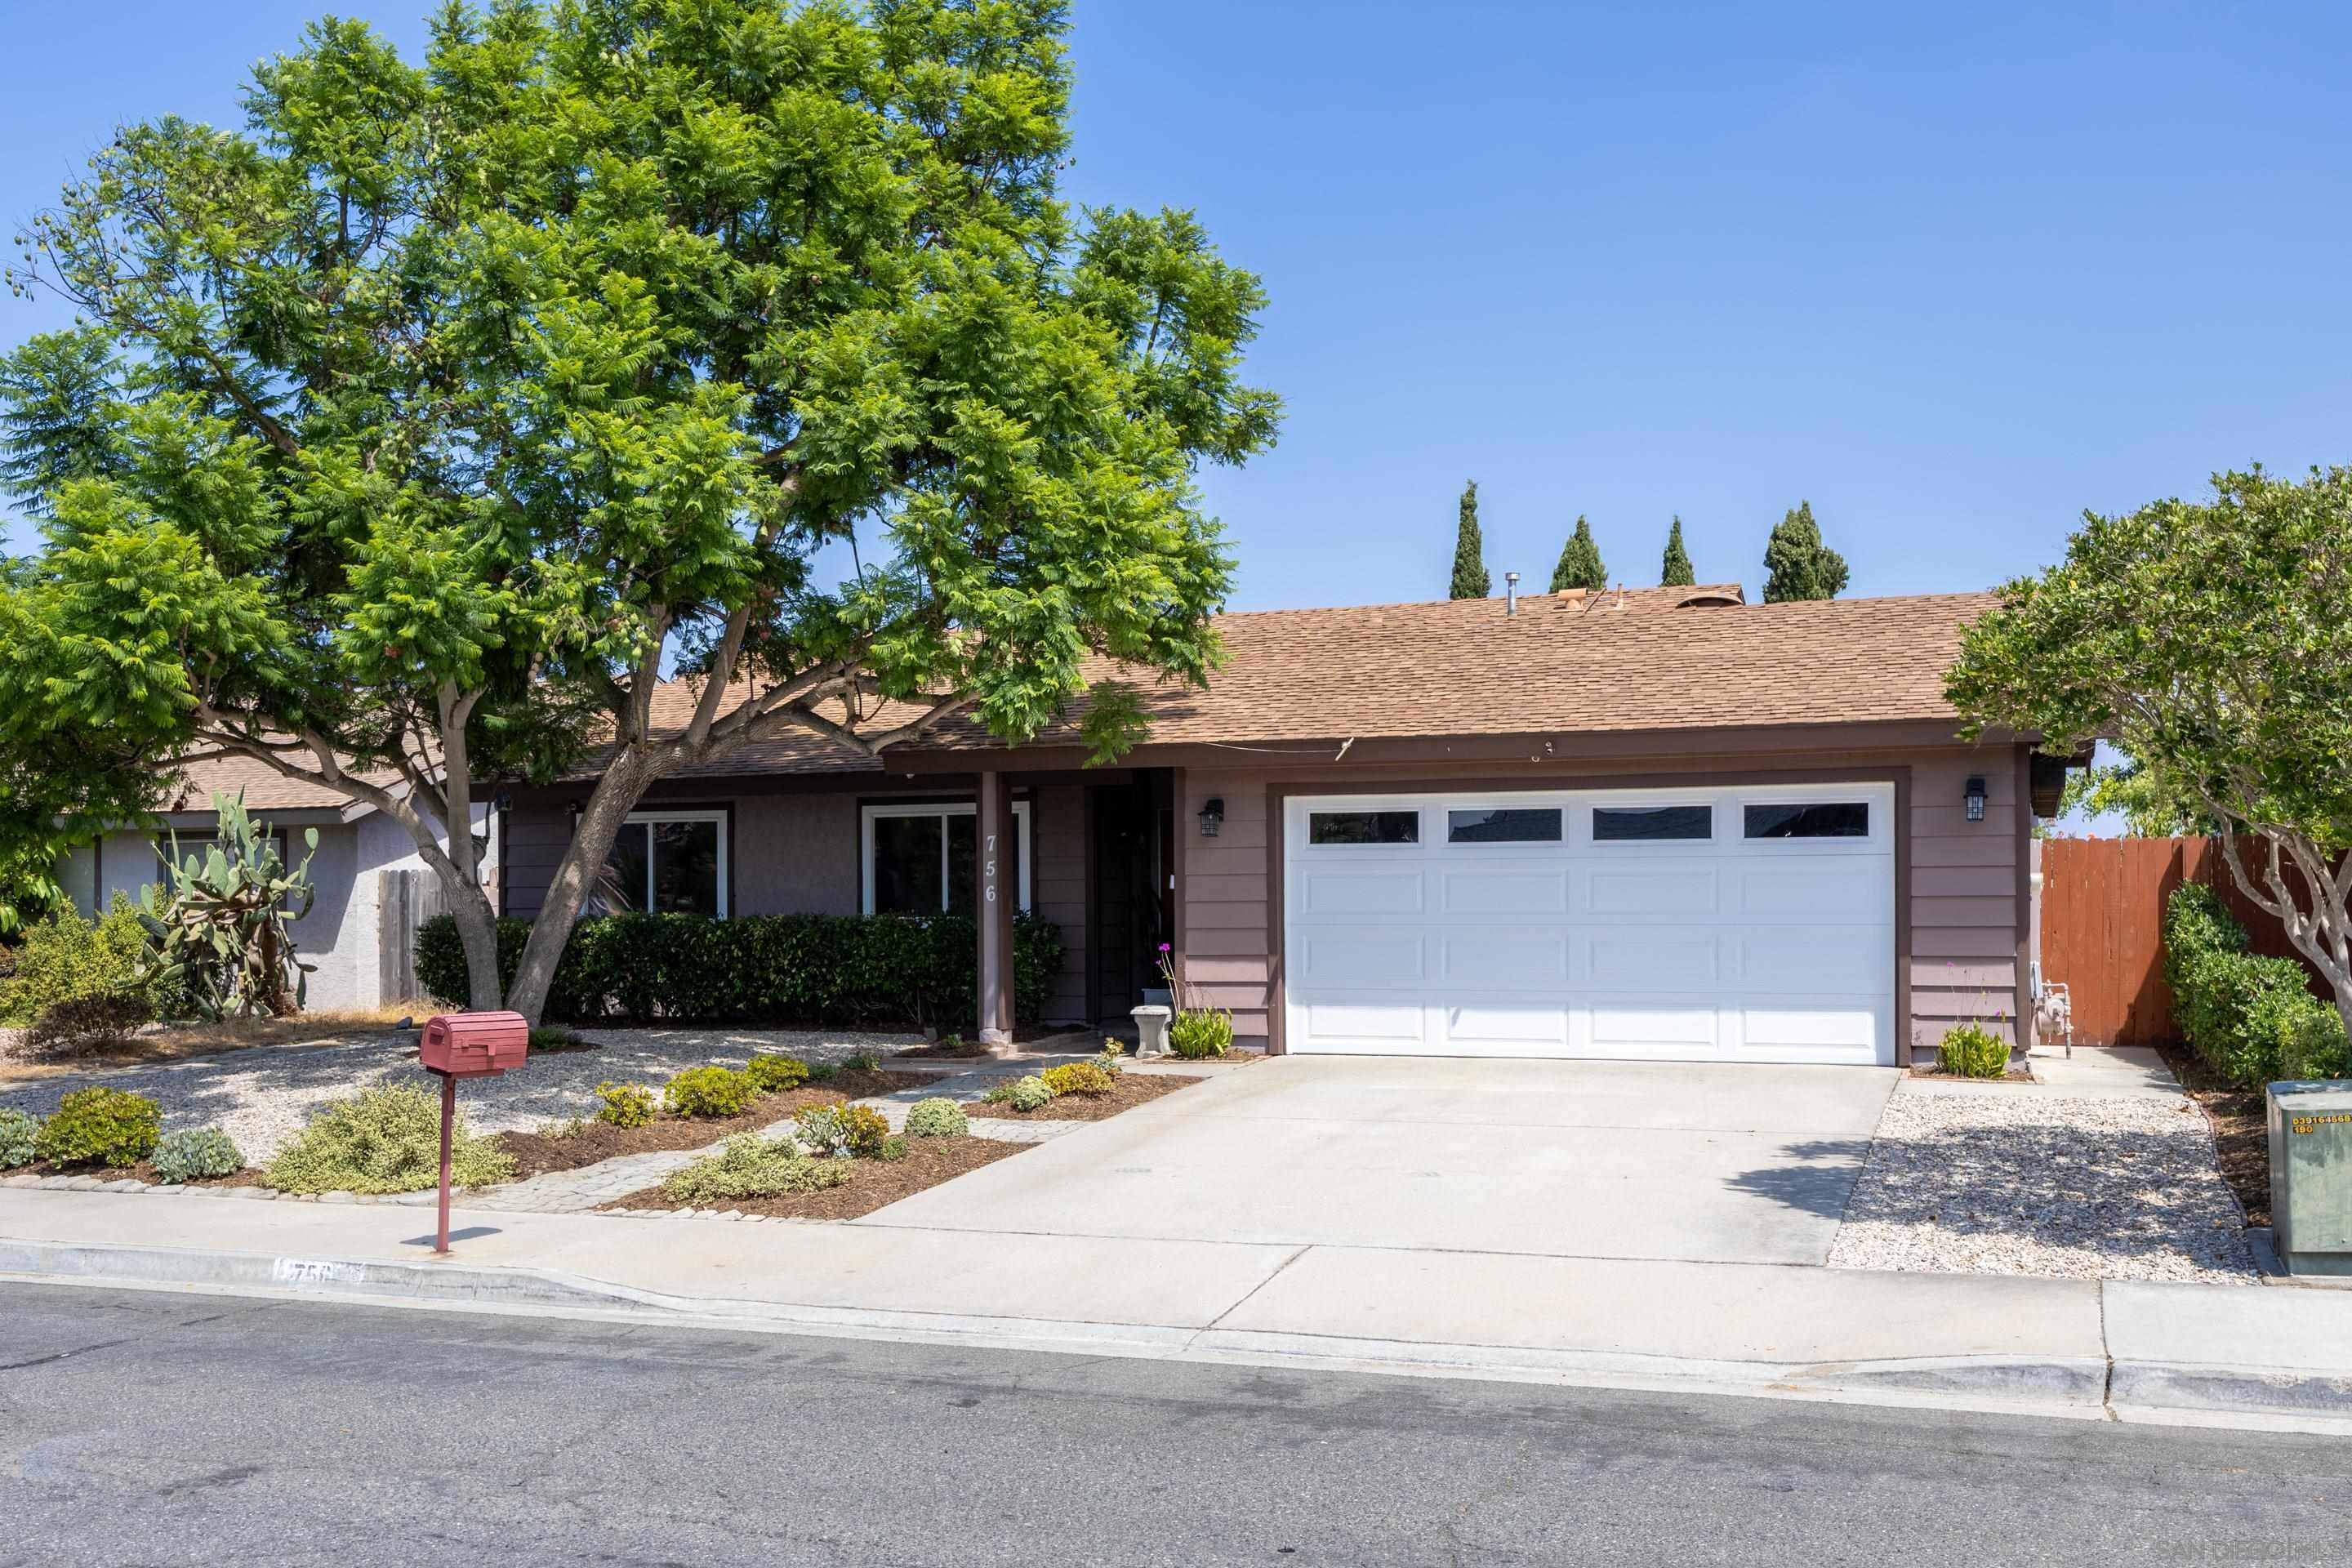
1660 515 1695 586
1762 500 1851 602
1549 515 1606 593
1448 479 1490 599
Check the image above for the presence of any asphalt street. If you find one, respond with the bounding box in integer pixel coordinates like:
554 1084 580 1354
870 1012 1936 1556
0 1281 2345 1566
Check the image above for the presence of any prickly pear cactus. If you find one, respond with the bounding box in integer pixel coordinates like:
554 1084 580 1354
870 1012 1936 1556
140 791 318 1019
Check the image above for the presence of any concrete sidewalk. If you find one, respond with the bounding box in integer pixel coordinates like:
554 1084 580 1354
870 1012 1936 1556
7 1188 2349 1432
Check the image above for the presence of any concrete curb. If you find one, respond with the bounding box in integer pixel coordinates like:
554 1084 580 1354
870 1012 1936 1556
16 1233 2336 1428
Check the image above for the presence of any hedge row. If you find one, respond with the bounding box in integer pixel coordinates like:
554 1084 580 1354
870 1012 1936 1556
416 911 1065 1028
2163 883 2347 1087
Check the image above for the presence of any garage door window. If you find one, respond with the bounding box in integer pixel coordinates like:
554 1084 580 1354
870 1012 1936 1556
1447 808 1561 844
1744 801 1869 840
1592 805 1711 842
1308 809 1419 845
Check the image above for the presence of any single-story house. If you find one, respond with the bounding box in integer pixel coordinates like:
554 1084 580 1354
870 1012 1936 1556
497 582 2062 1066
57 754 495 1013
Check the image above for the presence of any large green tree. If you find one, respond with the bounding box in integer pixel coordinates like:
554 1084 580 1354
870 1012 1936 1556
1448 479 1488 599
1549 514 1605 593
1762 500 1849 601
1659 515 1694 586
1949 467 2352 1037
0 0 1278 1020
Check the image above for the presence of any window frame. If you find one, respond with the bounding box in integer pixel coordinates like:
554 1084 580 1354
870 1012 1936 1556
1590 803 1716 844
1305 808 1423 848
603 808 731 918
860 800 1033 915
1741 800 1873 843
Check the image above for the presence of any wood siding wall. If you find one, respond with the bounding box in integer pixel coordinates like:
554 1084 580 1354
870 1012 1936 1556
1180 742 2030 1060
1032 784 1089 1024
2040 835 2334 1046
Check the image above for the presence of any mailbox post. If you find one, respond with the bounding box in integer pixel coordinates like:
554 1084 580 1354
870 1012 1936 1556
416 1011 530 1255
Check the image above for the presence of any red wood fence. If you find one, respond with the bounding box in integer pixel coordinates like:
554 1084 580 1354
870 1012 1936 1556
2040 836 2329 1046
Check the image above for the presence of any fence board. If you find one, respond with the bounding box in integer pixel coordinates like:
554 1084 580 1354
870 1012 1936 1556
376 869 448 1004
2040 837 2330 1045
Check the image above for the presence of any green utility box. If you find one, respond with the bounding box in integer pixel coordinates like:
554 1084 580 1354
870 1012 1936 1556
2268 1081 2352 1276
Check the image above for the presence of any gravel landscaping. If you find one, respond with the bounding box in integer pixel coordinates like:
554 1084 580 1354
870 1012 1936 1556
0 1026 922 1165
1829 1089 2257 1285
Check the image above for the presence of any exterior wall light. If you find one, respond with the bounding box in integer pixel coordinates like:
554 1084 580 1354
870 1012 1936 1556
1198 798 1225 837
1964 776 1987 823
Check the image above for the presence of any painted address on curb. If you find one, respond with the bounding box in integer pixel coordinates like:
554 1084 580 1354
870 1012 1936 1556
272 1258 368 1285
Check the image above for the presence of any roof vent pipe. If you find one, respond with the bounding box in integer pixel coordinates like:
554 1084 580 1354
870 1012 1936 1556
1504 572 1520 616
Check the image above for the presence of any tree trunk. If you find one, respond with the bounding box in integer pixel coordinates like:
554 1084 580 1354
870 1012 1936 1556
443 880 505 1013
503 751 657 1024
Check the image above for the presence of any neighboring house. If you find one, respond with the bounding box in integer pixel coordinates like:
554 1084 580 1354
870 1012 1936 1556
501 584 2069 1066
56 752 494 1013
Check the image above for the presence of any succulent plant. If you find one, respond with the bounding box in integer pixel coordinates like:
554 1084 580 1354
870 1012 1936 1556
140 791 318 1020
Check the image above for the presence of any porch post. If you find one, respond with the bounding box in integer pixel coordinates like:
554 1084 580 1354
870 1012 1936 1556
975 768 1018 1049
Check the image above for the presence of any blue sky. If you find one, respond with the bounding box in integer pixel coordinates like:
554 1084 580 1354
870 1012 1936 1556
5 0 2350 610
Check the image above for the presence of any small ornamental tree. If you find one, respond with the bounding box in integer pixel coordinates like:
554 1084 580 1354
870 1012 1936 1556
1948 466 2352 1040
1549 515 1606 593
0 0 1279 1022
1660 515 1695 587
1448 479 1489 599
1762 501 1850 602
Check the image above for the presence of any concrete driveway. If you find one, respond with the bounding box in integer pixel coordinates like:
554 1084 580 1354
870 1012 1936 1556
862 1054 1900 1265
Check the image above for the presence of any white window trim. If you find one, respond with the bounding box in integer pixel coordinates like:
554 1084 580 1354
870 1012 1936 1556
860 800 1032 915
615 808 730 917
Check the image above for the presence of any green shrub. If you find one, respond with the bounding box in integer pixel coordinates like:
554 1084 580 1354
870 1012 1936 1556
794 1101 892 1158
841 1049 882 1073
595 1081 657 1129
659 1134 852 1203
1937 1022 2011 1078
528 1026 590 1052
904 1098 969 1138
744 1054 810 1094
1040 1061 1112 1097
32 1088 163 1168
1094 1039 1126 1077
662 1066 758 1119
1169 1009 1234 1059
985 1074 1054 1112
413 909 1065 1027
0 898 154 1027
0 1107 38 1169
263 1084 515 1194
807 1061 840 1084
151 1126 245 1183
2164 883 2344 1085
877 1134 909 1162
24 991 154 1056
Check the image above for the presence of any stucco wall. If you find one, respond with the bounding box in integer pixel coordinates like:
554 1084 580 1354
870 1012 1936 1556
69 807 490 1013
1178 740 2033 1062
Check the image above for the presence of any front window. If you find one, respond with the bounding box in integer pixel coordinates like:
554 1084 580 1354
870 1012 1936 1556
862 802 1031 915
595 810 728 915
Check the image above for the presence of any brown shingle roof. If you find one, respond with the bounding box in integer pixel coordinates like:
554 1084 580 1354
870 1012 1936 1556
160 751 404 813
634 585 1991 777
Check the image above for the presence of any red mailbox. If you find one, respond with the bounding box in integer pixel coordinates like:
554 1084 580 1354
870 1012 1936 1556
416 1011 530 1257
419 1010 529 1078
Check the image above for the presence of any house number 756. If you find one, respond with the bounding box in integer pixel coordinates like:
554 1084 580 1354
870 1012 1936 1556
985 834 998 902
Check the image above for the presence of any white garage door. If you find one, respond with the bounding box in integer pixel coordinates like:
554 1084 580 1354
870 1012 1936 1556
1281 782 1895 1065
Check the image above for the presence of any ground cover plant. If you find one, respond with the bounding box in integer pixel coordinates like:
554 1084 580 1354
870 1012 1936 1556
31 1087 161 1168
1937 1022 2012 1079
659 1135 850 1205
264 1085 514 1195
151 1127 245 1183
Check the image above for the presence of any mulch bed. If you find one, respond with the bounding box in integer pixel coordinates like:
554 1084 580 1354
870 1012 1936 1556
2152 1040 2271 1227
892 1040 995 1061
17 1156 259 1188
602 1134 1027 1221
489 1068 943 1179
972 1072 1203 1121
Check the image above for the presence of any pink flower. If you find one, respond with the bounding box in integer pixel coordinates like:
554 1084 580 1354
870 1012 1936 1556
1158 942 1172 952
